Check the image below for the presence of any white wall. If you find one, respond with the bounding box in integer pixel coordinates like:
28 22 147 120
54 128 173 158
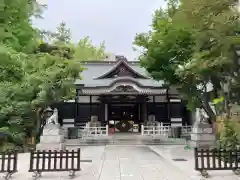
77 96 100 103
148 96 167 102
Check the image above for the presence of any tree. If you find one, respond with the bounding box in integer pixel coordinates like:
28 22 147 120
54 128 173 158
74 36 107 61
37 22 74 59
38 23 107 61
2 0 45 53
1 0 110 151
1 0 82 151
134 0 240 122
0 43 82 151
0 45 28 151
174 0 240 118
54 21 71 44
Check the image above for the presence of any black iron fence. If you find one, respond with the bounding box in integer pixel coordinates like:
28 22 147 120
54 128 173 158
194 148 240 177
0 151 18 179
29 149 81 178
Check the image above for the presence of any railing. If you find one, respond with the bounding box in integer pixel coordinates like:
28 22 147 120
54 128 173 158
194 148 240 177
141 124 193 139
141 124 171 139
0 151 18 179
82 125 109 139
29 149 81 178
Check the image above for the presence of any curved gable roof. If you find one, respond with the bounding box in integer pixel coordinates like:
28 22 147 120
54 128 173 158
81 80 167 95
95 60 149 79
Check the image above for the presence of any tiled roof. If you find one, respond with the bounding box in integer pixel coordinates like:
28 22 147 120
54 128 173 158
75 61 165 87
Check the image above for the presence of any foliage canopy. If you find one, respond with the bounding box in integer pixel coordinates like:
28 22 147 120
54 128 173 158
134 0 240 121
1 0 107 151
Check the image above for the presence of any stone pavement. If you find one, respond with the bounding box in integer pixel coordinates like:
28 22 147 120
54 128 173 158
149 145 240 180
89 145 192 180
5 145 192 180
3 145 240 180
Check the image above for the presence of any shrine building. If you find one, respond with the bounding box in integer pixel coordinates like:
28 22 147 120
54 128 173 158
56 56 193 133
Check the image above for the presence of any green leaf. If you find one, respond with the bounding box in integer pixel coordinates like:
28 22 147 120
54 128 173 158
134 0 239 120
212 96 224 105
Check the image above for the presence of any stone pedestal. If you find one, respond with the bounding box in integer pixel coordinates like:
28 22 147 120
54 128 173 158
36 124 66 151
190 122 216 148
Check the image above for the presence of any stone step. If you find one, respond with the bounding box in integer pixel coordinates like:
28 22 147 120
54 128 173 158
40 135 64 143
36 143 66 151
65 138 187 146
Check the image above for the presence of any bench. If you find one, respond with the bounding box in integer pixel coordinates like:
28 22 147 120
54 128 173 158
29 149 81 179
194 148 240 178
0 151 18 180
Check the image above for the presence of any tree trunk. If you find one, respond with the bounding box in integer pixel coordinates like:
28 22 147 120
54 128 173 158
36 108 42 134
35 107 44 143
199 93 218 135
199 92 217 122
23 136 28 152
201 99 216 122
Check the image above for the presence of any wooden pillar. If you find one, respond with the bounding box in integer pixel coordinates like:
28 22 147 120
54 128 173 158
153 95 156 118
143 103 147 121
90 95 92 118
138 103 142 132
138 103 141 122
166 88 170 125
105 104 108 122
74 89 78 125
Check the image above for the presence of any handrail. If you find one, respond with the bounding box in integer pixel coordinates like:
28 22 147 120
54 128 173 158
141 124 171 137
82 125 109 139
141 124 193 138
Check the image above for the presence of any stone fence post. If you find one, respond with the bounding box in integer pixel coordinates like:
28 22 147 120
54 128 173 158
141 125 144 135
190 121 216 148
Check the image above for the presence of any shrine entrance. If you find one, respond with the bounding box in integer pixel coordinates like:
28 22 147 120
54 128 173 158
98 94 147 133
108 104 140 133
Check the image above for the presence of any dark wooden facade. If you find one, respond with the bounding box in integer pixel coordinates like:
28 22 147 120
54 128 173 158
58 57 192 129
56 95 191 127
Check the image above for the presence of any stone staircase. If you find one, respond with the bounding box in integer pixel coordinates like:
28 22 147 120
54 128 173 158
65 133 187 146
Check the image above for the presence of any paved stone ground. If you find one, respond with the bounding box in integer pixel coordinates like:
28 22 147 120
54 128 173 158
3 145 240 180
149 145 240 180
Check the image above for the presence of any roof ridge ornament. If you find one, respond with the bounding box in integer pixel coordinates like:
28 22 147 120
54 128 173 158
95 58 149 79
115 55 128 62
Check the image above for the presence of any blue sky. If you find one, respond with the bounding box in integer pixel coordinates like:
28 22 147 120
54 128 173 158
35 0 165 60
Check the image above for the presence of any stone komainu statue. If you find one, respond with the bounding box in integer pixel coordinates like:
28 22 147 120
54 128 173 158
46 108 58 125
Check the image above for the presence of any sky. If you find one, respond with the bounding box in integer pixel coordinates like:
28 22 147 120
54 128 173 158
35 0 165 60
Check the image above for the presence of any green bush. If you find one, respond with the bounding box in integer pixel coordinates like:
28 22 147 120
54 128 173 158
219 119 240 150
0 143 22 153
